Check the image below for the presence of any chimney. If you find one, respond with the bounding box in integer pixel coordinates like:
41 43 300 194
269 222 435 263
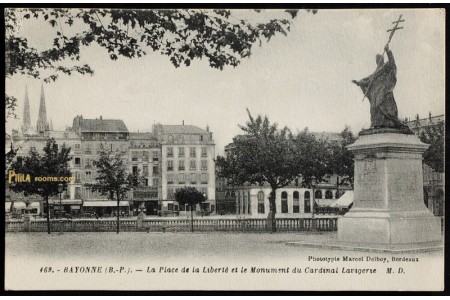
206 124 209 132
182 120 184 126
100 115 103 120
429 111 432 121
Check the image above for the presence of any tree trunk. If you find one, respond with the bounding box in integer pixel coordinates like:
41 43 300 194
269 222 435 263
269 189 277 233
190 204 194 232
45 195 50 234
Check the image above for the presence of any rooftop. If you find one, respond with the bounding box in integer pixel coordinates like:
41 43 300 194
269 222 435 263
159 125 209 135
129 132 156 140
405 114 445 128
48 131 80 139
79 118 128 132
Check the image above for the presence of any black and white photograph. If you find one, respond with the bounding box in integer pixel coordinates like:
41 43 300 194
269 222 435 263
4 6 445 292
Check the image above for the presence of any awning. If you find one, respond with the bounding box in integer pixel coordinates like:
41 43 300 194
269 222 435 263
329 191 354 208
5 202 11 213
28 202 40 208
83 201 129 207
12 201 26 209
48 199 82 205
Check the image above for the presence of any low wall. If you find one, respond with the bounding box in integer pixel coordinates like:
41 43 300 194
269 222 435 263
5 218 338 233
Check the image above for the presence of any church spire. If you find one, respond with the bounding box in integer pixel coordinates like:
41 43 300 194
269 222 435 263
36 83 49 133
21 86 31 133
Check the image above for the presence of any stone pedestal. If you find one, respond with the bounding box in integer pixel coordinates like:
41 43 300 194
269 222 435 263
338 133 441 245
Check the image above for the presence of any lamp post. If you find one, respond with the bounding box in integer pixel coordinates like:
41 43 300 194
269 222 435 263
311 176 317 231
117 183 127 234
57 183 64 234
202 193 207 217
57 183 64 219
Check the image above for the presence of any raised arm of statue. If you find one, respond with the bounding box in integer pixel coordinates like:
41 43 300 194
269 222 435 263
385 45 396 69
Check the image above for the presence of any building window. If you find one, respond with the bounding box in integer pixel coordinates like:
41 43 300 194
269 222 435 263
84 144 92 155
201 147 207 157
153 165 159 175
167 173 174 184
167 147 173 157
179 204 185 211
74 157 81 166
257 191 265 214
189 160 196 171
75 144 80 149
152 178 159 187
167 160 173 171
200 173 208 184
75 187 82 199
325 190 333 199
168 203 174 211
293 191 300 213
132 151 139 161
84 158 92 169
143 151 149 162
178 147 185 157
85 171 91 181
237 193 241 214
304 191 311 213
248 192 251 215
143 165 149 176
281 191 288 213
174 204 179 211
201 160 207 171
178 160 185 171
189 173 197 184
190 147 196 157
315 190 322 199
132 166 138 175
178 173 186 184
167 188 175 200
153 151 159 161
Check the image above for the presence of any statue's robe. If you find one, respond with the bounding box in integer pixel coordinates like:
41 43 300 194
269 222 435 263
357 50 401 128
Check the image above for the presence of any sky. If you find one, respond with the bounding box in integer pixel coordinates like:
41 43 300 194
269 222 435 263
6 9 445 155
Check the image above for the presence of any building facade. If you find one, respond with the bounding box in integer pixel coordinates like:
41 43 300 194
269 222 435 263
154 123 216 214
129 132 161 215
216 133 352 217
6 88 216 217
405 112 445 216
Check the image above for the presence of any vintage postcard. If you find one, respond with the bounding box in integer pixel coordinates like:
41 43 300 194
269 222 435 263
4 7 445 292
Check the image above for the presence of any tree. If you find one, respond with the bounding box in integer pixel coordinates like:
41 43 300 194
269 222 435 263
5 8 316 117
9 138 72 234
85 149 141 233
327 126 356 190
174 186 206 232
216 109 299 232
293 128 332 187
419 121 445 173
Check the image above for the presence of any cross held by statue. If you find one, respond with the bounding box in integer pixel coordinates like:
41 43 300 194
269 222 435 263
386 15 405 45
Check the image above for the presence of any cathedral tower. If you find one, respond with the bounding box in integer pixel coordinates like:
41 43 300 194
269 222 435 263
21 86 31 133
36 83 49 133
